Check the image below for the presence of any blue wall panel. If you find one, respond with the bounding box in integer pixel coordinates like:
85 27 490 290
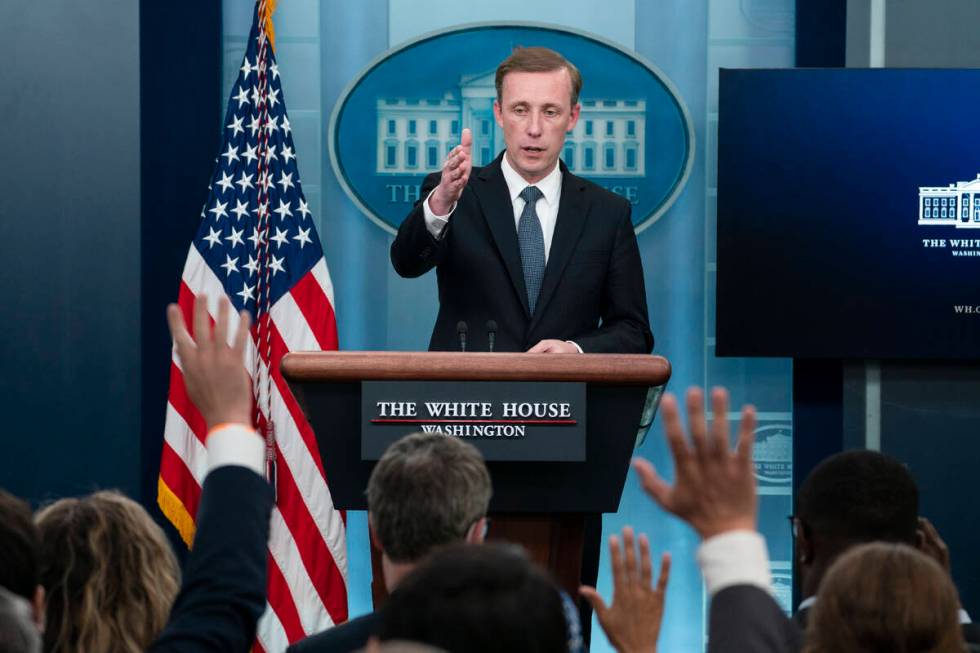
1 1 142 504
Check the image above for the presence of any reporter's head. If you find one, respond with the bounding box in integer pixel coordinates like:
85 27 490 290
36 491 180 653
378 543 569 653
368 432 491 564
802 542 963 653
795 450 918 596
797 450 919 547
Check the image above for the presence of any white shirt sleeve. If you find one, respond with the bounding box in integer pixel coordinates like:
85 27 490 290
696 530 773 597
423 188 455 239
206 424 265 477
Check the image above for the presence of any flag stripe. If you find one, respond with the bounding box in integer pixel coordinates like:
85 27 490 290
271 437 347 625
167 361 209 447
265 552 307 643
158 440 201 515
162 401 209 486
288 267 339 350
255 604 289 653
310 258 336 308
272 287 321 354
269 507 334 634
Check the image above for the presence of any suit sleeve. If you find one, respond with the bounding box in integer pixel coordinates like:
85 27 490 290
572 202 654 353
707 585 803 653
148 466 273 653
390 172 451 278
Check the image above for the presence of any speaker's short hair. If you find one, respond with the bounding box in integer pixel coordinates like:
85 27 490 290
495 47 583 106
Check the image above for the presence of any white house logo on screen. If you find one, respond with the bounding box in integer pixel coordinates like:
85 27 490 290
918 174 980 228
753 424 791 494
329 23 694 235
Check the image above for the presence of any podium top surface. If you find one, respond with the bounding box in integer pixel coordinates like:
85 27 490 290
281 351 670 386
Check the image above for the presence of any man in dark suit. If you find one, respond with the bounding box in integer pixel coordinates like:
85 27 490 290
391 48 652 643
390 47 652 355
149 295 273 653
287 432 492 653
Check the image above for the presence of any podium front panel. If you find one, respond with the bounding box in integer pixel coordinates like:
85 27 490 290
291 380 649 514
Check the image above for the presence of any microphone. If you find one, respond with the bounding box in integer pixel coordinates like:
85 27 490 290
456 321 468 352
486 320 497 353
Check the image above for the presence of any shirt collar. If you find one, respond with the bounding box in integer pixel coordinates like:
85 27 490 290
501 154 562 207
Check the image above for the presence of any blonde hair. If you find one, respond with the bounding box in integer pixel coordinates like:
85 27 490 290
36 491 180 653
803 542 964 653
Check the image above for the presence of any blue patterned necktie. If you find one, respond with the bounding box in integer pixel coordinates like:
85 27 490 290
518 185 546 314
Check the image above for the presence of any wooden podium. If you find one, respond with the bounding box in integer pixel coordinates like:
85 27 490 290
281 351 670 605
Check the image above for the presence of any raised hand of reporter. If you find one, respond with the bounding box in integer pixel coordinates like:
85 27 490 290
632 387 757 539
166 294 252 429
917 516 951 573
580 527 670 653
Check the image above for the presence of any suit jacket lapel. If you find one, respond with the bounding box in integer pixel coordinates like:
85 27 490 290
530 166 589 327
473 154 531 317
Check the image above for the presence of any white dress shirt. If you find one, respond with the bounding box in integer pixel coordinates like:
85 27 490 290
206 423 265 477
423 155 563 265
697 530 774 597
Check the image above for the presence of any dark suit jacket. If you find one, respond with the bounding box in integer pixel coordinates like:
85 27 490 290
390 154 653 354
287 611 381 653
148 466 273 653
964 623 980 652
707 585 802 653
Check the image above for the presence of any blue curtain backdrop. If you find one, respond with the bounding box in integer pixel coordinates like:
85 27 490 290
222 1 795 649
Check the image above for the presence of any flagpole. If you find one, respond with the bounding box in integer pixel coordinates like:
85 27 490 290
252 0 277 496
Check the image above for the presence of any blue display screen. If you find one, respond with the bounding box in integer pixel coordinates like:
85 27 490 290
717 69 980 358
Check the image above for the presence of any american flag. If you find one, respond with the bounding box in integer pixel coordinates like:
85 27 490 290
157 2 348 649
